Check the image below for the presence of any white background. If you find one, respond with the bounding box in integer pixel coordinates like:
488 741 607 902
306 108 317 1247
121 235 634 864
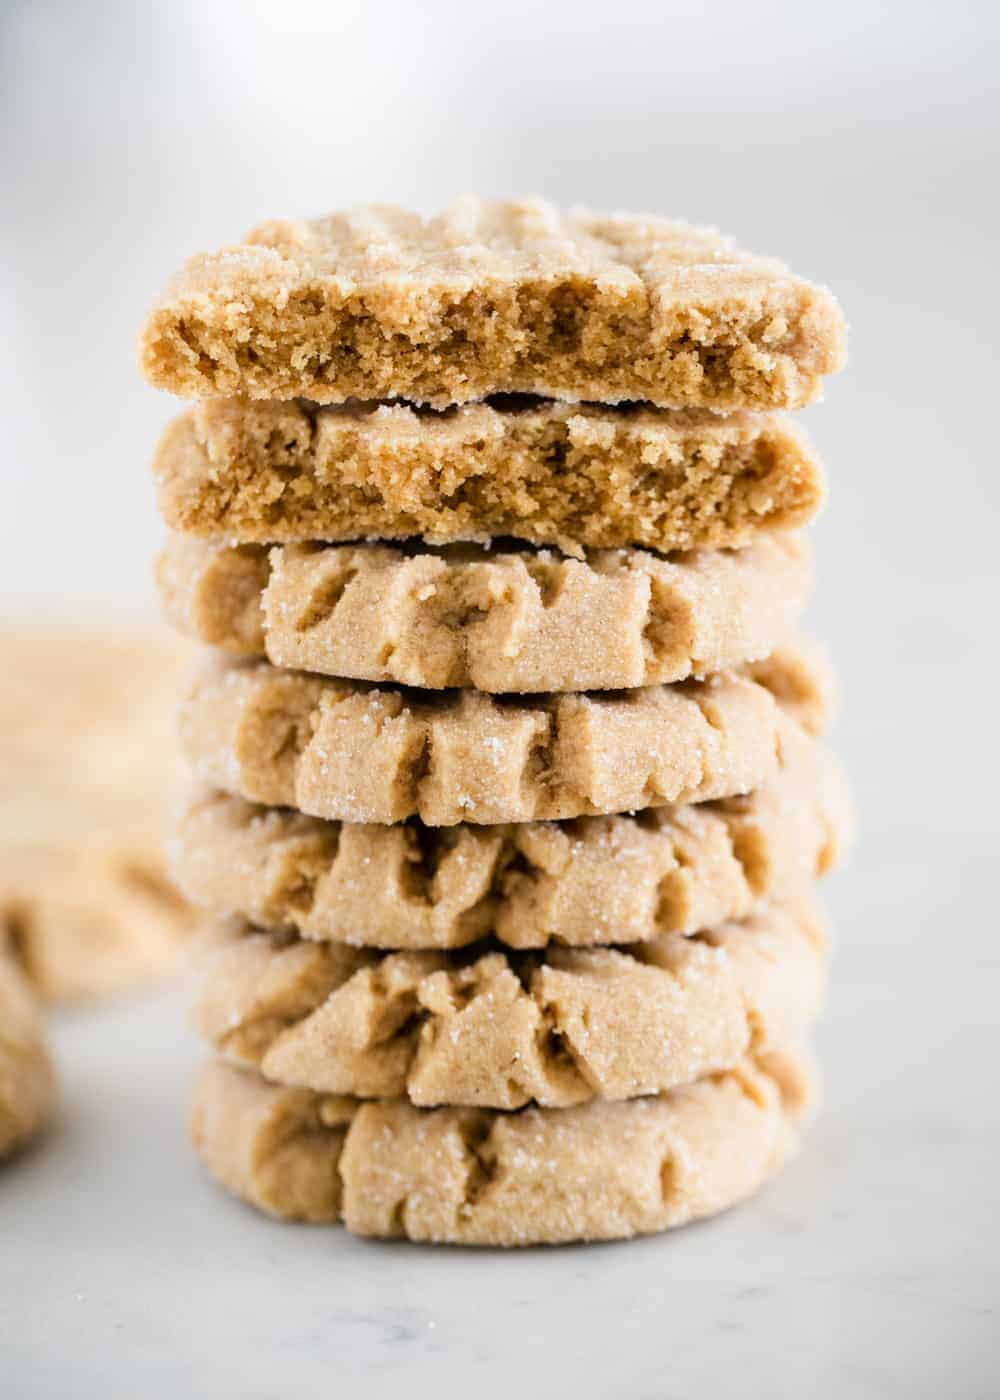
2 2 999 1396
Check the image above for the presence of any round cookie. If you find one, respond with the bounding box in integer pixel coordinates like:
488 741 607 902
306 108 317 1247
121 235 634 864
1 841 199 1003
153 400 826 558
0 949 55 1159
179 646 827 827
0 628 197 1001
173 722 850 950
157 533 811 693
140 197 845 411
190 1047 814 1245
747 638 836 740
193 898 827 1109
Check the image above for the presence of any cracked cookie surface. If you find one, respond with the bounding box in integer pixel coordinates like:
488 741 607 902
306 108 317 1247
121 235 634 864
191 1047 813 1244
153 398 826 555
194 898 827 1109
172 720 850 949
140 197 845 410
0 948 55 1159
178 648 826 826
159 533 810 693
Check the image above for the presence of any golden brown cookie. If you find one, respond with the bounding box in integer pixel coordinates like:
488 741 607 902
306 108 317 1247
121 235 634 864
0 629 188 845
172 721 850 950
140 197 845 410
190 1047 813 1244
194 897 826 1109
747 639 836 738
158 533 811 693
153 399 826 556
1 842 198 1002
0 949 55 1159
178 650 826 827
0 629 197 1000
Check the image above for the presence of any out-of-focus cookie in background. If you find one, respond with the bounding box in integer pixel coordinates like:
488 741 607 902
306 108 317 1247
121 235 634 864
0 628 198 1001
0 934 55 1157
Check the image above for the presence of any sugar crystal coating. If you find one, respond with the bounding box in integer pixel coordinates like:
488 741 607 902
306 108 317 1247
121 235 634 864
158 532 812 693
172 720 849 950
194 897 826 1109
177 648 828 827
190 1046 813 1243
141 198 846 410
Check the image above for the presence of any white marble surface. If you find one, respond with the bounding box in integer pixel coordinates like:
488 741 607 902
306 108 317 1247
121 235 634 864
2 864 997 1399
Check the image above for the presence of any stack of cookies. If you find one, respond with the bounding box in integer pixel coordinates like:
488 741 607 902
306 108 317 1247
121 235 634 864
140 198 849 1246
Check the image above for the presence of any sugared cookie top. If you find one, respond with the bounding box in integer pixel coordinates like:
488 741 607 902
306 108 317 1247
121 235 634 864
140 197 846 409
177 646 827 828
157 532 812 694
193 897 827 1110
191 1050 810 1242
172 722 851 951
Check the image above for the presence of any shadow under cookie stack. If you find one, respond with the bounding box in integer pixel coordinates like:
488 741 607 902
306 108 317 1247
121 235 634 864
141 198 849 1247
